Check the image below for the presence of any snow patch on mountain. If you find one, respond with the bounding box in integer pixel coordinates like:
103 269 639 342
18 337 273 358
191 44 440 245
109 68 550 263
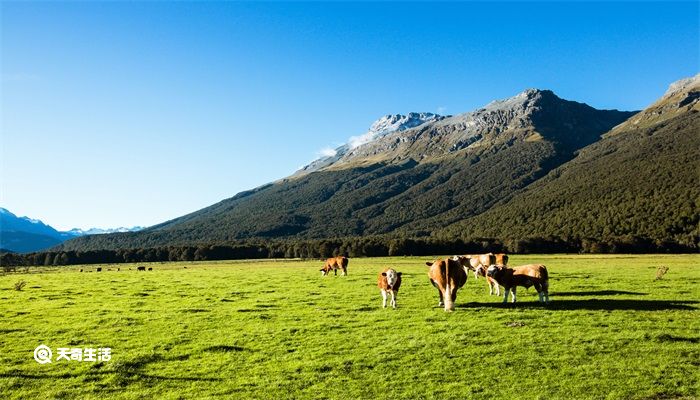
348 112 443 149
665 73 700 96
65 226 145 236
297 112 444 175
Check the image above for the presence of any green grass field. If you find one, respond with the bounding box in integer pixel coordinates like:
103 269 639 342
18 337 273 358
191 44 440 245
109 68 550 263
1 255 698 399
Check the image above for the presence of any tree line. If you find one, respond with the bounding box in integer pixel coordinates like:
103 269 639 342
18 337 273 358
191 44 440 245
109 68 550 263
1 234 694 267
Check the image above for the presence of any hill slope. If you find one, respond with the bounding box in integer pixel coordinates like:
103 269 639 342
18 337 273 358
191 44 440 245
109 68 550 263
438 74 700 249
58 89 635 251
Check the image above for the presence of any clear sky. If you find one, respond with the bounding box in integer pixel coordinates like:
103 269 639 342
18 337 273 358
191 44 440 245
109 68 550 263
1 1 698 231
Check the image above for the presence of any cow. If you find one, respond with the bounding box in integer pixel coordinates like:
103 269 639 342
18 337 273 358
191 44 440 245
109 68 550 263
137 266 146 271
96 267 102 272
455 254 495 279
320 256 349 276
377 268 402 309
79 269 83 272
494 253 508 267
427 257 468 312
486 264 550 304
454 253 502 296
148 267 153 271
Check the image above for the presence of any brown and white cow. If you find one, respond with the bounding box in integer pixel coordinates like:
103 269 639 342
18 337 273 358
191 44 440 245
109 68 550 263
454 253 503 296
427 257 467 312
455 253 495 279
486 264 550 304
377 268 402 309
320 256 349 276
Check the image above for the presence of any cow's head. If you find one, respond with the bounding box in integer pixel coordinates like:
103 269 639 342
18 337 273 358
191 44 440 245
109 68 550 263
452 255 476 271
381 269 402 290
486 265 502 278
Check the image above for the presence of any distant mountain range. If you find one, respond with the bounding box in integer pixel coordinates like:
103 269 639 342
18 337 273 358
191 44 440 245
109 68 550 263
0 208 143 253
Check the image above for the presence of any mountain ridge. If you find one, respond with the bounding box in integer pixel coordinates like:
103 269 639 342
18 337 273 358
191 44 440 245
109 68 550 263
0 208 144 253
55 84 645 251
437 74 700 248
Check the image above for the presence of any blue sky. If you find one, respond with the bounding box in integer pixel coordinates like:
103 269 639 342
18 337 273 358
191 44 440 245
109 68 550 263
1 1 698 231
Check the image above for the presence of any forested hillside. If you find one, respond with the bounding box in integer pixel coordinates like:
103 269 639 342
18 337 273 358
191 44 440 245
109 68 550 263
56 89 635 251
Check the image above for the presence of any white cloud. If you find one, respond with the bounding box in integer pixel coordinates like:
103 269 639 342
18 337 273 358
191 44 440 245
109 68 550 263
437 106 447 114
318 147 337 157
348 131 377 149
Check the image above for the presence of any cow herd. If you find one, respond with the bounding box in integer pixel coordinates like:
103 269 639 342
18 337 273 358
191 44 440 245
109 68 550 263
322 253 551 311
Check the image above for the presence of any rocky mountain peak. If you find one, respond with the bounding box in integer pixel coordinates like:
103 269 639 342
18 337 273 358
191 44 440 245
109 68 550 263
480 88 557 113
609 73 699 134
294 112 444 175
664 73 700 97
367 112 443 137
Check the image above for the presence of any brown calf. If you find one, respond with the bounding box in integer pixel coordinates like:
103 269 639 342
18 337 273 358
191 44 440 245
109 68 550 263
377 268 402 309
427 258 467 312
320 256 349 276
486 264 550 304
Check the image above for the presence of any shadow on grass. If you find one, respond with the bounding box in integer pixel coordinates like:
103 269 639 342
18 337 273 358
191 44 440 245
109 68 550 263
0 371 73 380
553 290 647 297
0 370 221 382
656 334 699 344
461 299 699 311
204 345 245 353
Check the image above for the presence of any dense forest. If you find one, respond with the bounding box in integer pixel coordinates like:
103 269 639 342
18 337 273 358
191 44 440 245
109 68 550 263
439 111 700 250
1 233 693 268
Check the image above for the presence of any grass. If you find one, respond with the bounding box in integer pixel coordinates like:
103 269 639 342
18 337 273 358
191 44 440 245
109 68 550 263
0 254 698 399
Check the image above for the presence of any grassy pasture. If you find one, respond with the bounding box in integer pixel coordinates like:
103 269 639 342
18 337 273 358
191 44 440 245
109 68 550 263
1 254 698 399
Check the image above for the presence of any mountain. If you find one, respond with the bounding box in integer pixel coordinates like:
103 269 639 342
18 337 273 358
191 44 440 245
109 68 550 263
57 87 637 251
438 74 700 249
64 227 145 236
0 208 143 253
294 112 446 176
0 208 65 253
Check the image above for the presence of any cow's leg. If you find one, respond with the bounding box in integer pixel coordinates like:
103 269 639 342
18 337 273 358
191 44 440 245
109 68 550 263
535 283 544 303
494 281 500 296
511 287 517 303
381 289 387 308
544 281 550 304
390 290 397 309
430 279 444 306
488 279 494 295
502 287 510 304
